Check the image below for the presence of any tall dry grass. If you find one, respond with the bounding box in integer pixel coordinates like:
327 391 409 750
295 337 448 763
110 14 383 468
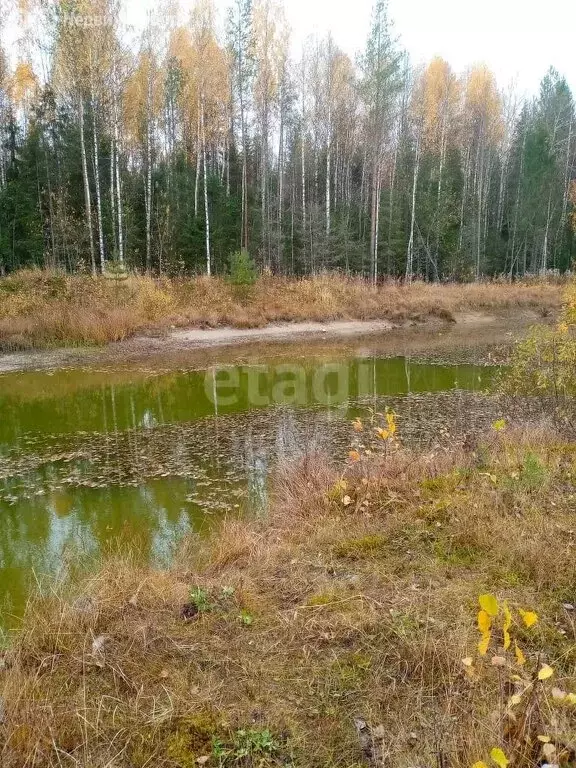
1 425 575 767
0 270 566 351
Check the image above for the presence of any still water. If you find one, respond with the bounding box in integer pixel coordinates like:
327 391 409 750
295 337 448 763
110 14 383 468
0 349 497 623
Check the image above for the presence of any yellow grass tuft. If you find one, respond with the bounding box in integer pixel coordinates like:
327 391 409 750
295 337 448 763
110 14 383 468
0 270 565 351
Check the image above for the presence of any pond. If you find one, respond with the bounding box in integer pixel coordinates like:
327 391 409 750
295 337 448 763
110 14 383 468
0 339 500 625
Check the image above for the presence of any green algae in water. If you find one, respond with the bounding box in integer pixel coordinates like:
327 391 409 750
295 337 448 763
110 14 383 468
0 354 497 623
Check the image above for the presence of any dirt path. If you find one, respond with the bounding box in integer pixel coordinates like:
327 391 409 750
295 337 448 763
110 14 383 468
0 310 537 374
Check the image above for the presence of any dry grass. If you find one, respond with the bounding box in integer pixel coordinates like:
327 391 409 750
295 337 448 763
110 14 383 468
1 426 575 767
0 270 565 351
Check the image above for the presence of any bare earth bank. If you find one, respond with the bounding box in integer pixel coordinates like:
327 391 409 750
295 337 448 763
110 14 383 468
0 310 544 374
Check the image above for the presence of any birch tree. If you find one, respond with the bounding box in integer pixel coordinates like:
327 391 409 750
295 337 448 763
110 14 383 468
360 0 401 283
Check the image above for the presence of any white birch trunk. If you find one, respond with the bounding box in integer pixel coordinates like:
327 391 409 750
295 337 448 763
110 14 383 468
406 137 421 283
278 82 284 270
326 106 331 239
91 91 105 272
79 99 96 275
194 101 201 219
145 62 153 272
201 92 211 275
110 136 116 255
114 119 124 267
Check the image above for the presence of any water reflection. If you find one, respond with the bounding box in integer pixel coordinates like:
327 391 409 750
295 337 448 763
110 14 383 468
0 355 496 622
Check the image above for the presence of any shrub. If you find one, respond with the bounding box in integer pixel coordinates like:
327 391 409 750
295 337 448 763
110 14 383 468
228 250 258 287
503 281 576 428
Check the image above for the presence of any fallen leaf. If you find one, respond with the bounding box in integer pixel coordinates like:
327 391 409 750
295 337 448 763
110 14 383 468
490 747 509 768
478 610 492 634
491 656 507 667
462 657 474 668
514 643 526 666
538 664 554 681
479 594 499 617
478 631 491 656
503 602 512 650
91 634 107 655
519 609 538 628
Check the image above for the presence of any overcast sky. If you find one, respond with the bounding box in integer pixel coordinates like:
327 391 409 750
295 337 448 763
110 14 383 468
10 0 576 98
190 0 573 98
279 0 576 96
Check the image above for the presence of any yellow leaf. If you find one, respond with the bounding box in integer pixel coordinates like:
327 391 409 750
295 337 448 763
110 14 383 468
352 419 363 432
377 428 390 440
492 419 507 432
473 763 489 768
514 643 526 666
348 450 361 462
479 594 499 617
509 694 522 706
519 609 538 628
478 631 491 656
502 601 512 651
503 601 512 630
565 692 576 705
490 748 509 768
478 610 492 634
537 735 551 744
538 664 554 681
462 657 474 667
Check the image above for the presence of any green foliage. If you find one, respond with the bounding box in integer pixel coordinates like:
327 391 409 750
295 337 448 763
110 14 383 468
519 452 548 491
333 534 388 560
228 249 258 287
238 609 254 626
103 259 129 281
503 282 576 425
433 539 482 567
211 727 280 765
189 586 214 614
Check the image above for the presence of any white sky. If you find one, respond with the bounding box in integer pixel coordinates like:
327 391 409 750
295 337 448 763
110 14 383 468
280 0 576 97
8 0 576 98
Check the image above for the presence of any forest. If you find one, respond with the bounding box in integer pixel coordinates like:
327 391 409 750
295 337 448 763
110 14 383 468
0 0 575 281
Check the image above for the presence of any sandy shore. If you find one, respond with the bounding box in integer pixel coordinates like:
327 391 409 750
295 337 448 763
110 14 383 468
0 310 539 374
